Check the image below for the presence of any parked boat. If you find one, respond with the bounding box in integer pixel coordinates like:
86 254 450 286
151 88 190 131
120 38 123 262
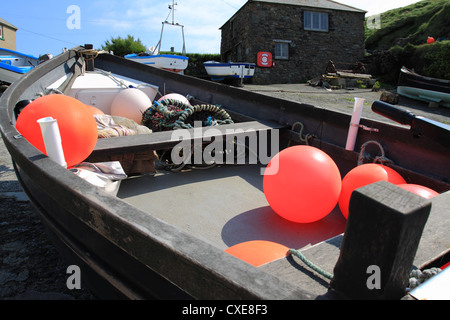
397 66 450 108
125 51 188 74
0 48 39 84
204 61 256 81
125 1 188 74
0 46 449 300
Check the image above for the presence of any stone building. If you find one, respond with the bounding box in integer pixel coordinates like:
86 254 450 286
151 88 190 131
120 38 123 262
220 0 366 84
0 18 18 51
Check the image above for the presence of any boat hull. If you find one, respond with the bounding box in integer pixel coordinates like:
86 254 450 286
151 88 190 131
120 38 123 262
125 54 188 73
204 61 256 80
0 48 39 84
397 67 450 108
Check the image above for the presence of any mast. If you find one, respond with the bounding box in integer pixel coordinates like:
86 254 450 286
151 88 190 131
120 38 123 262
157 0 185 55
169 0 176 25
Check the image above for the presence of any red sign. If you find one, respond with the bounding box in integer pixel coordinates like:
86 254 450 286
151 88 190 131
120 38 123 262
257 52 273 67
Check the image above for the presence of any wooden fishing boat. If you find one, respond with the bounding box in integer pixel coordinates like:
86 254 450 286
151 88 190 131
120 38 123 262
0 48 39 84
0 46 449 300
397 66 450 108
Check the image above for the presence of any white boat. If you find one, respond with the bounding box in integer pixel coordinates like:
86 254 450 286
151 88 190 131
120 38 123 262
125 1 188 74
125 52 188 74
0 48 39 84
203 61 256 81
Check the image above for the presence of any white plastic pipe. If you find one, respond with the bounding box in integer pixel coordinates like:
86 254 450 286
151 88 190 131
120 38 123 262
37 117 67 168
345 97 365 151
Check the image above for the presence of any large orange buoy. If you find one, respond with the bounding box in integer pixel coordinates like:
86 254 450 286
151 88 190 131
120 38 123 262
85 104 105 116
263 145 342 223
398 183 439 199
427 36 435 44
16 94 98 168
338 163 406 219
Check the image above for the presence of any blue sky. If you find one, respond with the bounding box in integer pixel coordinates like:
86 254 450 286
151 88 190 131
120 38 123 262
2 0 423 58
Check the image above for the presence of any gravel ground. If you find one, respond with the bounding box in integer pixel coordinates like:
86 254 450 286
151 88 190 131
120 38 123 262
0 82 449 300
242 83 450 125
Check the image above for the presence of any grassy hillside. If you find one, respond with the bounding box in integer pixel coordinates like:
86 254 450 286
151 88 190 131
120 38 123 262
365 0 450 51
363 0 450 82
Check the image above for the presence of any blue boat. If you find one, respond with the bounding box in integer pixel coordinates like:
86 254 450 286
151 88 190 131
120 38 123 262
0 48 39 84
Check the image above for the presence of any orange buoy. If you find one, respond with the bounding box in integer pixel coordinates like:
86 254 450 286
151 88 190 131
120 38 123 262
338 164 406 219
398 183 439 199
225 240 289 267
85 104 105 116
263 146 341 223
16 94 98 168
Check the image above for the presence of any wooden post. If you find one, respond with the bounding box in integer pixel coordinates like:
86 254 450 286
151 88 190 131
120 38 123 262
330 181 432 299
84 44 94 72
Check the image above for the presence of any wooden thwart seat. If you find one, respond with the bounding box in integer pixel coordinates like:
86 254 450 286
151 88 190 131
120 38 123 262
87 120 285 175
91 120 284 156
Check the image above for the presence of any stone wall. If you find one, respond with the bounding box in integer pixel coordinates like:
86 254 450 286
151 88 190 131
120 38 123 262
220 2 366 84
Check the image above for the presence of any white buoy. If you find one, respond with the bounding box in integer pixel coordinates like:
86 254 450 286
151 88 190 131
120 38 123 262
37 117 67 168
345 97 365 151
110 88 152 124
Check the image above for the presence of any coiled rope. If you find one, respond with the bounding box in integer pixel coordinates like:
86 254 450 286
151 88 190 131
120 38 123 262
289 248 443 293
407 267 441 291
357 140 393 165
287 121 316 146
141 98 233 131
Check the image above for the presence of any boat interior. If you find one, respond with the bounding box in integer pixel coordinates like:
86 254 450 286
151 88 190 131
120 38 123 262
40 64 446 257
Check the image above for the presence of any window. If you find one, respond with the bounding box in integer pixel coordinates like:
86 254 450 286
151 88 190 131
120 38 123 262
274 41 290 60
304 11 328 32
0 25 4 40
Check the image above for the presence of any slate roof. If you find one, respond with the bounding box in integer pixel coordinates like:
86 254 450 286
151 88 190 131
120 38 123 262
0 17 18 30
252 0 366 13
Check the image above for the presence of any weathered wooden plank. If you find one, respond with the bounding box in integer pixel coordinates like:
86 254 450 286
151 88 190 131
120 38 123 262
91 120 283 156
413 190 450 269
330 181 432 300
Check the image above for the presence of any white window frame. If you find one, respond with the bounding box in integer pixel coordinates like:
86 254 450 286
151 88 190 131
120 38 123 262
304 11 328 32
0 25 4 40
274 40 290 60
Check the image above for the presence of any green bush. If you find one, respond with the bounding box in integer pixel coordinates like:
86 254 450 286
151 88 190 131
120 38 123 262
395 40 450 80
421 41 450 80
101 35 146 57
